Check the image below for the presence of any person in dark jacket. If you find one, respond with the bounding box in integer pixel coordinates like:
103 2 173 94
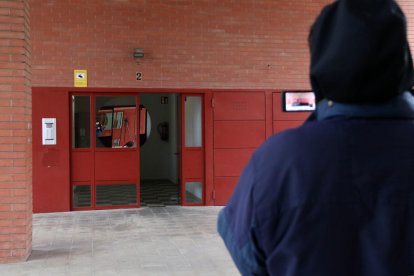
218 0 414 275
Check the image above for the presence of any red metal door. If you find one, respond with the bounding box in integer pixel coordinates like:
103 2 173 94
71 94 140 210
212 92 266 205
181 94 205 206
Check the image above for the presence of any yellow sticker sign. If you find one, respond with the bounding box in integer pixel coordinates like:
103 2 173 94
74 70 87 87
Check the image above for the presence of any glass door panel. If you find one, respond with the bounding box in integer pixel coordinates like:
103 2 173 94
95 183 137 207
72 185 92 208
72 96 91 149
185 181 203 204
95 96 137 148
184 96 202 147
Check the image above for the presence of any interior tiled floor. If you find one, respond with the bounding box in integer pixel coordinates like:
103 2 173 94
140 180 180 207
0 207 239 276
140 180 202 206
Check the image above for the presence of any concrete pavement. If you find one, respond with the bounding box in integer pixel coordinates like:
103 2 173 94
0 207 239 276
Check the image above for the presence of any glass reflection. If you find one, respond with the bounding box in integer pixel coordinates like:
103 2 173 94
95 96 137 148
185 182 203 204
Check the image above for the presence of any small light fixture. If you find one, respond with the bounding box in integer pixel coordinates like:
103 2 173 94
133 48 144 58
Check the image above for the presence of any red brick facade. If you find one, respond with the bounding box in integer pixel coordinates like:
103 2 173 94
29 0 414 90
0 0 413 263
0 0 32 263
400 0 414 43
30 0 332 89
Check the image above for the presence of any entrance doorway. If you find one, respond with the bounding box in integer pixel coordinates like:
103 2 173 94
70 92 205 210
139 93 181 207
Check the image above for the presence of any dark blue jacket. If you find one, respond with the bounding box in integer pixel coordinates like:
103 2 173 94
218 92 414 275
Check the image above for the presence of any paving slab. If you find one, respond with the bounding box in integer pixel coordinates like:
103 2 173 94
0 207 239 276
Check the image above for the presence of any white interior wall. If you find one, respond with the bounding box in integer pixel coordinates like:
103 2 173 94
140 93 179 183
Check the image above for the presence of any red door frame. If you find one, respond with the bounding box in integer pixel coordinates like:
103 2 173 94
180 94 205 206
70 92 140 210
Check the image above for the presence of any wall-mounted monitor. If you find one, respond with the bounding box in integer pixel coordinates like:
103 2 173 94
283 91 316 112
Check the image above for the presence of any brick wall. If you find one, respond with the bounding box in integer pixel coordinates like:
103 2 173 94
29 0 414 90
30 0 334 89
400 0 414 48
0 0 32 263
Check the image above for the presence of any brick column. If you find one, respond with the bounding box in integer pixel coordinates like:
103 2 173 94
0 0 32 262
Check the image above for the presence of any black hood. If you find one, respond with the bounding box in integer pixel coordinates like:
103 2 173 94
310 0 414 103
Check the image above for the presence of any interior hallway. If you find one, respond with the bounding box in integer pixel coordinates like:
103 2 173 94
140 180 180 207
